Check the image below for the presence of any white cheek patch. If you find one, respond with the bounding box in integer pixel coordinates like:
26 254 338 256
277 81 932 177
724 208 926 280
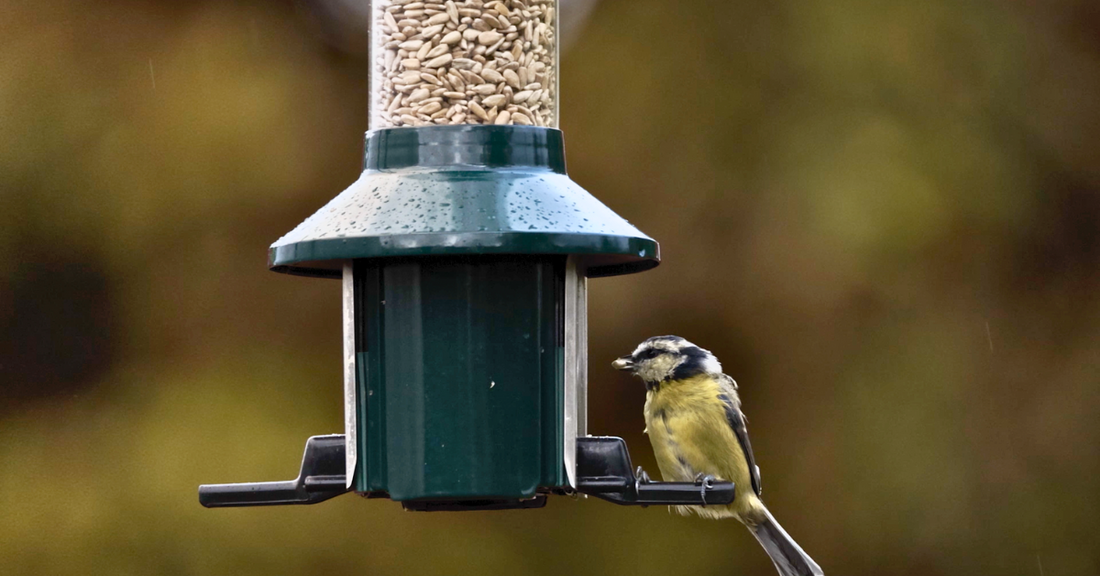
638 356 673 383
652 355 678 376
701 354 723 375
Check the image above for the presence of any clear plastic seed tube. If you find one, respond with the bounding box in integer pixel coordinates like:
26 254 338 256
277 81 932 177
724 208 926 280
371 0 558 128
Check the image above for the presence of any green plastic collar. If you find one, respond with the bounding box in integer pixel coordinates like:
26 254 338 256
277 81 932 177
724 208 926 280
269 126 659 278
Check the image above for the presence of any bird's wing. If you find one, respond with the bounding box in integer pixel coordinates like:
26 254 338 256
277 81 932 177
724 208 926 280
718 374 762 496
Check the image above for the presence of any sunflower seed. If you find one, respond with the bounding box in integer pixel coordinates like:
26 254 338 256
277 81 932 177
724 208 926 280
469 101 489 120
480 68 504 83
420 24 444 38
426 12 451 25
419 102 443 115
482 93 508 107
425 43 450 59
451 57 478 70
424 53 453 68
478 31 503 46
502 69 521 89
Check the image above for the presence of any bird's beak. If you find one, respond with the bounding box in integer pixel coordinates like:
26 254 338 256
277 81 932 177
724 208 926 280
612 355 634 371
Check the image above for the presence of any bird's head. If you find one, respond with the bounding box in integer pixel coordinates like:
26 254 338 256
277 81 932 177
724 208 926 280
612 335 722 389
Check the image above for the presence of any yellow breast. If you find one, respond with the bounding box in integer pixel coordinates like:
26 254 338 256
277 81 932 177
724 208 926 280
643 375 763 519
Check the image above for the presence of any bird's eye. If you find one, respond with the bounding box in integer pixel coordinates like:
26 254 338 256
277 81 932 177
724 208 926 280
638 349 661 360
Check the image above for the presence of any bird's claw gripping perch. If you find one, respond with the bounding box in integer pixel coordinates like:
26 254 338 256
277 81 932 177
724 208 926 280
694 473 717 506
633 466 654 508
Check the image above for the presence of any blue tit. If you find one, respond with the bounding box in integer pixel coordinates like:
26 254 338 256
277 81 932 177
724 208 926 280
613 335 823 576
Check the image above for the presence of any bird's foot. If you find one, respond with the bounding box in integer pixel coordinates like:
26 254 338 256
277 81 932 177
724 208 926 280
693 474 717 506
634 467 653 507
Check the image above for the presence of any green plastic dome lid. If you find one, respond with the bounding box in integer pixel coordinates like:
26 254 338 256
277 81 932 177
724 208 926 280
268 126 659 278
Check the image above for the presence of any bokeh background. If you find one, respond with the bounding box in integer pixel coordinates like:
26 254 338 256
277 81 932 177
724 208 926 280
3 0 1099 574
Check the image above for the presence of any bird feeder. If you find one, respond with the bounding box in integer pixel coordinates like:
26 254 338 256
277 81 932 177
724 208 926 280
199 0 735 512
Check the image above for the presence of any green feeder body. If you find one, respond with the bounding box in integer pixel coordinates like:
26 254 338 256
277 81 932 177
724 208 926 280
198 127 742 511
334 127 655 507
275 126 656 509
348 255 570 503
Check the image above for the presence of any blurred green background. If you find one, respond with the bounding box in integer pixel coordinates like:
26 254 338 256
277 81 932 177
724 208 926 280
2 0 1099 574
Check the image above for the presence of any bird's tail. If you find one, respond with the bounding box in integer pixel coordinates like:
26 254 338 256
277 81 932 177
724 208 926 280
747 506 824 576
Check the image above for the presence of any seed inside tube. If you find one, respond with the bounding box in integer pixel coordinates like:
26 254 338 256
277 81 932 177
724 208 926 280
372 0 557 127
420 24 444 38
478 31 503 46
424 53 454 68
482 94 508 108
426 12 451 25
